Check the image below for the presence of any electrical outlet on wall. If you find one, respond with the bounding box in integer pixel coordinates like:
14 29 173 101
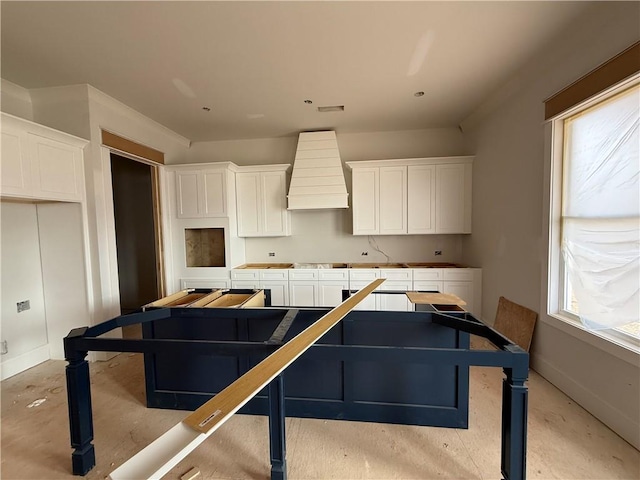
1 340 7 355
434 250 442 256
17 300 30 313
361 251 368 256
268 252 276 257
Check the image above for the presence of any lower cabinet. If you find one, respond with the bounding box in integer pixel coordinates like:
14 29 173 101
317 281 349 307
261 281 289 306
289 281 318 307
377 280 413 311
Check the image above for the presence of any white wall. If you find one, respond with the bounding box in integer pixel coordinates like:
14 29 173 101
461 2 640 448
0 202 49 379
0 79 33 120
181 127 469 166
37 202 90 360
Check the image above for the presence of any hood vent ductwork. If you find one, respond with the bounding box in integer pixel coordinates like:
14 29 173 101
287 131 349 210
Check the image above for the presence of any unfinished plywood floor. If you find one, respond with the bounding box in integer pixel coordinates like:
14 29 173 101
1 348 638 479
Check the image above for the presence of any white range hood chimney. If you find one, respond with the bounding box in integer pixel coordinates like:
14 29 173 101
287 131 349 210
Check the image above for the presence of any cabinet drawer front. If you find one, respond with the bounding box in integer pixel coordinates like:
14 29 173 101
318 269 349 281
378 269 412 281
180 278 230 289
443 269 474 281
259 269 289 281
413 281 444 293
412 269 444 281
349 269 380 281
230 269 260 281
289 269 319 281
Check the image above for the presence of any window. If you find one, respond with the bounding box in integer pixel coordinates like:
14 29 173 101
549 80 639 349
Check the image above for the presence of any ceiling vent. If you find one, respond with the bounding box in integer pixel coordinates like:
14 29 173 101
287 131 349 210
317 105 345 112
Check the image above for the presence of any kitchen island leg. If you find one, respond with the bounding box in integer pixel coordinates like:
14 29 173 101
268 374 287 480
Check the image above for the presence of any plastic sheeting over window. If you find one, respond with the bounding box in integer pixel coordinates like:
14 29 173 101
561 86 639 330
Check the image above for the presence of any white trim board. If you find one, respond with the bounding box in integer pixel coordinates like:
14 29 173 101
0 344 50 381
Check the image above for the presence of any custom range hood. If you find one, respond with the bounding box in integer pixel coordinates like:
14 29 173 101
287 131 349 210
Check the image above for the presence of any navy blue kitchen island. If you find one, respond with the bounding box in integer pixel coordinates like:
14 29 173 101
64 290 529 479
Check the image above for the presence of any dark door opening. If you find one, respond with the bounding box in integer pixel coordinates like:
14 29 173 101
110 153 160 314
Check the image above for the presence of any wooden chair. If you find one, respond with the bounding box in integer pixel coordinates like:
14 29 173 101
493 296 538 352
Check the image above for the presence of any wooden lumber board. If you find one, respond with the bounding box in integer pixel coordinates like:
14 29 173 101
184 278 384 433
189 291 223 307
493 296 537 352
166 293 208 307
144 290 193 309
239 291 265 308
406 292 467 306
204 293 253 308
109 279 384 480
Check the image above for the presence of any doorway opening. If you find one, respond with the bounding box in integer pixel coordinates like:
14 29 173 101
110 153 163 314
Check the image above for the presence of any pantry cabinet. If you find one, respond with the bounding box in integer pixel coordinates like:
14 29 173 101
347 157 473 235
1 113 87 202
236 165 291 237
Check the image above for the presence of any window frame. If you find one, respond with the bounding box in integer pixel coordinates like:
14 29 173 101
547 74 640 354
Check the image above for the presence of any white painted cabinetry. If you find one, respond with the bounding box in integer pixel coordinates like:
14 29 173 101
175 167 230 218
1 113 87 202
435 163 472 234
236 165 291 237
347 157 473 235
407 165 436 234
318 269 349 307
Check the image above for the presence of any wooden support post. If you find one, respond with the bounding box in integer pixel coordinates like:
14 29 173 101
268 374 287 480
65 330 95 475
501 356 528 480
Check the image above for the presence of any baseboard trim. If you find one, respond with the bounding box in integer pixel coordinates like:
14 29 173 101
532 353 640 450
1 344 50 380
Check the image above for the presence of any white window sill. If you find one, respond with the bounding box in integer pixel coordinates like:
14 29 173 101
542 312 640 366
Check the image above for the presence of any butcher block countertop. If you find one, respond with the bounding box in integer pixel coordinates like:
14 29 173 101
234 262 467 269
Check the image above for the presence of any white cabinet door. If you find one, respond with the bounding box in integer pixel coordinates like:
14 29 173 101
202 170 226 216
176 171 200 218
443 281 474 315
318 280 349 307
236 172 261 236
379 166 407 235
231 280 260 289
176 169 227 218
1 126 31 197
261 281 289 306
262 171 289 236
436 163 472 233
407 165 436 234
413 280 444 293
29 133 83 202
352 167 379 235
289 281 318 307
377 280 412 311
236 169 289 237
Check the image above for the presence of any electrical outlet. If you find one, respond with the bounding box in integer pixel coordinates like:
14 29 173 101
268 252 276 257
0 340 7 355
361 251 368 256
17 300 30 313
434 250 442 256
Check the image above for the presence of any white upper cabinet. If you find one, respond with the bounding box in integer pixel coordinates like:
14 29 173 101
235 165 290 237
351 167 379 234
175 167 228 218
379 166 407 235
348 157 473 235
436 163 472 234
1 113 87 202
407 164 436 234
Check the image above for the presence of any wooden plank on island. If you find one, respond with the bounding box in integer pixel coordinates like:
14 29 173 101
109 279 384 480
406 292 467 306
143 289 193 310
